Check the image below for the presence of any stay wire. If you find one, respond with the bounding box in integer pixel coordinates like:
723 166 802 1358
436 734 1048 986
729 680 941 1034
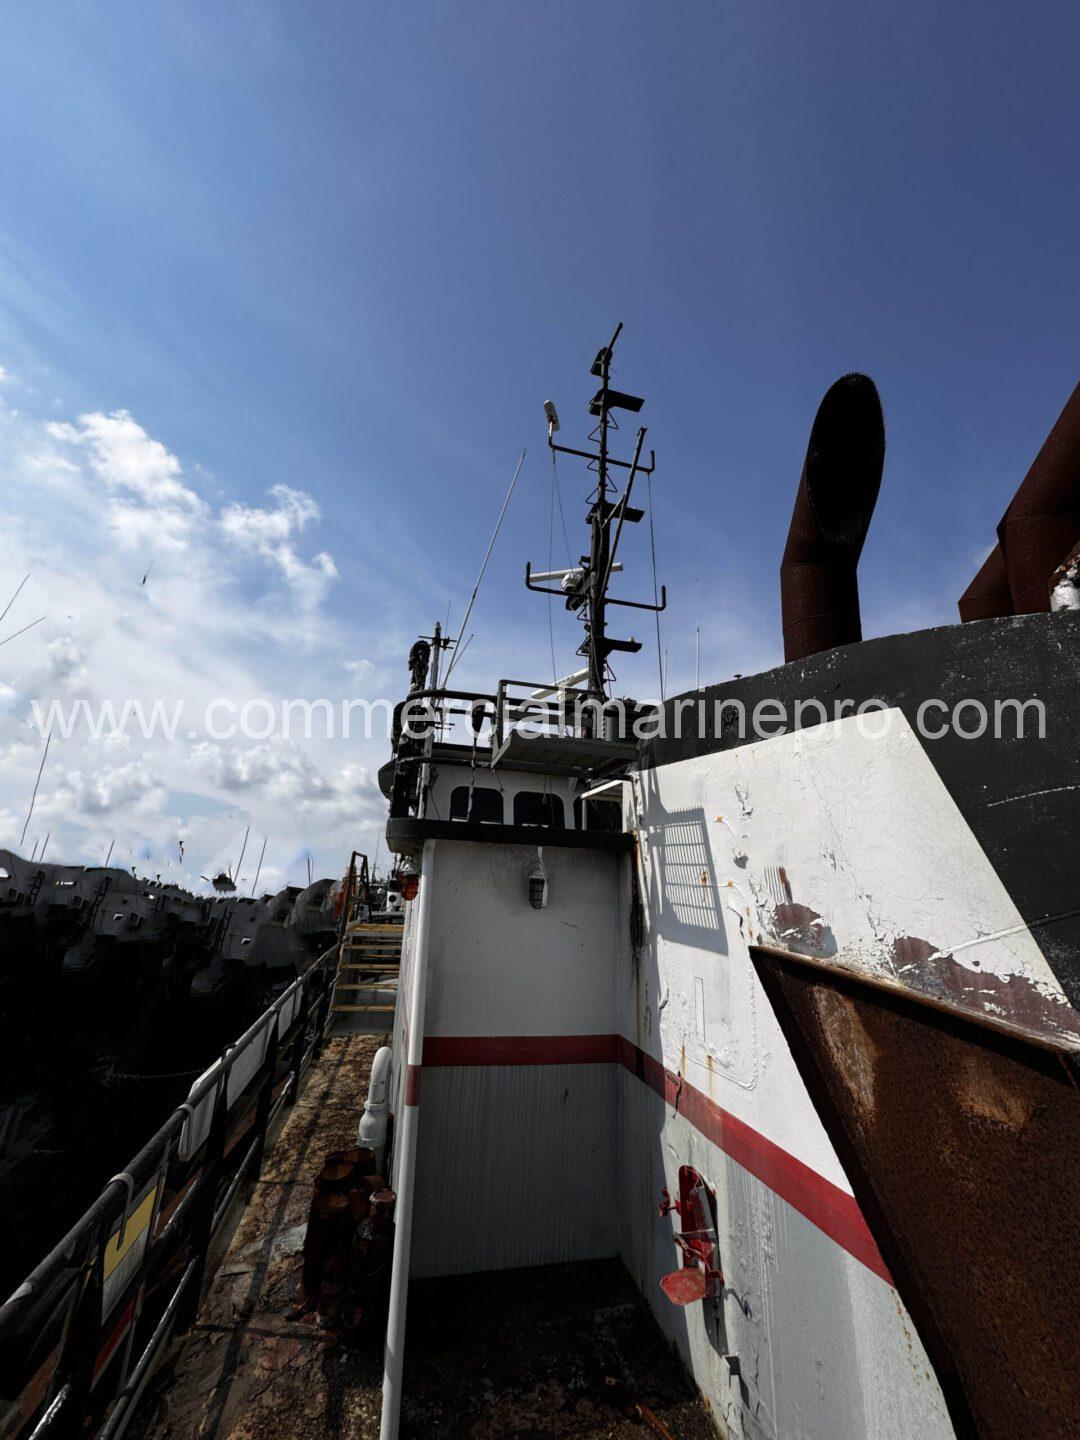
443 448 526 687
550 446 572 566
0 573 30 630
0 615 46 648
548 448 558 685
646 467 665 702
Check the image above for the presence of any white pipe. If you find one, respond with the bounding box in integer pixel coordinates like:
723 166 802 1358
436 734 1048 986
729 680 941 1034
530 667 589 701
529 562 621 584
358 1045 392 1171
578 778 624 803
379 840 435 1440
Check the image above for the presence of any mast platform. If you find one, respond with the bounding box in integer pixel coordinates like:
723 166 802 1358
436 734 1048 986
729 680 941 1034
490 729 638 776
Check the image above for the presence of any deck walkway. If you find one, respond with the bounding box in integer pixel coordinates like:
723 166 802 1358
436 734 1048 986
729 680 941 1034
143 1036 386 1439
141 1036 715 1440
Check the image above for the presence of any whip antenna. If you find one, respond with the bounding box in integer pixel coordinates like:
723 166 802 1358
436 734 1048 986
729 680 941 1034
443 448 526 685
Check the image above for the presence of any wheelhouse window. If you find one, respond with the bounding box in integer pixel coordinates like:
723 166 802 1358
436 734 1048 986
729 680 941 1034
449 785 504 824
513 791 565 828
573 795 623 833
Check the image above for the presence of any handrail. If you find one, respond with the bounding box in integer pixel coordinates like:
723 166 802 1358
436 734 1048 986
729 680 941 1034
0 944 339 1440
387 681 650 819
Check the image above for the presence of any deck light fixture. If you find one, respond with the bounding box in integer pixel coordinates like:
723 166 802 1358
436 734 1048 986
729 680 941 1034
399 859 419 903
527 851 549 910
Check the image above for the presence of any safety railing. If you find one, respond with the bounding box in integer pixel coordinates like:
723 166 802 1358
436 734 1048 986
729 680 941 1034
0 945 339 1440
491 677 602 753
390 684 591 759
335 850 371 946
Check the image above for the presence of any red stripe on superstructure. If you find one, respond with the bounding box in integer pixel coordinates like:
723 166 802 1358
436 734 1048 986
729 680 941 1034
421 1031 892 1283
423 1034 619 1067
612 1035 891 1282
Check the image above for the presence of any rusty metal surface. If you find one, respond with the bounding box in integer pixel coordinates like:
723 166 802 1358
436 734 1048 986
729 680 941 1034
997 380 1080 614
749 943 1080 1440
958 541 1013 622
400 1260 716 1440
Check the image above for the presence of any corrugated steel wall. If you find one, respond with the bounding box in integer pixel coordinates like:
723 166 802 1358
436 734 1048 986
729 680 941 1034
412 1062 617 1277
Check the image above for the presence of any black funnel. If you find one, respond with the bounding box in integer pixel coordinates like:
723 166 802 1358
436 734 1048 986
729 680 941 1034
781 374 886 663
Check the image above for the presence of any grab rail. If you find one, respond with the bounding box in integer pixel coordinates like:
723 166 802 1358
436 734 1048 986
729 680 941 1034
0 945 338 1440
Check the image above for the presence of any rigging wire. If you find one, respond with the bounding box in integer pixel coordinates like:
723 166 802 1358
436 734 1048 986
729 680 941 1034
233 825 250 884
443 448 526 687
547 447 558 684
450 632 474 675
0 573 30 630
646 467 665 702
550 446 572 566
20 730 51 848
250 836 267 896
0 614 46 648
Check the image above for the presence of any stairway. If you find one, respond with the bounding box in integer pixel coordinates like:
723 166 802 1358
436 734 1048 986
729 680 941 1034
328 918 403 1035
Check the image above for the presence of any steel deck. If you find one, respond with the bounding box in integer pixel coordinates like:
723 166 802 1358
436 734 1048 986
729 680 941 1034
138 1037 714 1440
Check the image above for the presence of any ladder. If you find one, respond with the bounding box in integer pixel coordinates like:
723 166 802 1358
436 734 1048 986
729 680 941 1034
329 917 403 1035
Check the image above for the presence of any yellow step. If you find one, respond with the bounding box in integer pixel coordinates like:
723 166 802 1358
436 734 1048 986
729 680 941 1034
331 1003 396 1013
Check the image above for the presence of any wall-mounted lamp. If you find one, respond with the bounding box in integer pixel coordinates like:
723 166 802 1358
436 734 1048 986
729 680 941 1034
527 850 549 910
399 859 420 903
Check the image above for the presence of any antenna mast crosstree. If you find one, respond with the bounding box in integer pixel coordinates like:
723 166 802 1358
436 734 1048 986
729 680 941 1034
526 324 666 729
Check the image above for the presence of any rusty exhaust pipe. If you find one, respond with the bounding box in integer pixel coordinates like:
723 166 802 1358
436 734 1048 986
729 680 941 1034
781 374 885 663
958 542 1012 622
996 381 1080 614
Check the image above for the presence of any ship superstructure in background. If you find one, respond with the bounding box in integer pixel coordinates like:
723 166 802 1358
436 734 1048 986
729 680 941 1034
378 333 1079 1440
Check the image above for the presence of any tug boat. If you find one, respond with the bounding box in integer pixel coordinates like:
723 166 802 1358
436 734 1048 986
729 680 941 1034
0 329 1076 1440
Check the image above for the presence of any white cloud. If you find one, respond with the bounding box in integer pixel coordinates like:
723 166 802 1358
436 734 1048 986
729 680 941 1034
219 483 338 602
191 739 332 800
221 482 318 543
190 740 381 821
0 388 381 888
46 634 89 690
48 758 164 817
47 409 201 509
108 498 199 554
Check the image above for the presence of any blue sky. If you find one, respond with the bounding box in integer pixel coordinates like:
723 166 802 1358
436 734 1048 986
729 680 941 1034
1 1 1078 885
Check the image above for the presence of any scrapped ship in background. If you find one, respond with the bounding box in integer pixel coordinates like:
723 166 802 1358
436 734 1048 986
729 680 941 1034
1 326 1077 1440
0 850 358 1295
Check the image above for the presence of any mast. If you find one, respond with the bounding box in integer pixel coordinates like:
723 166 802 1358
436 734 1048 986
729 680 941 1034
587 326 617 701
527 324 666 731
